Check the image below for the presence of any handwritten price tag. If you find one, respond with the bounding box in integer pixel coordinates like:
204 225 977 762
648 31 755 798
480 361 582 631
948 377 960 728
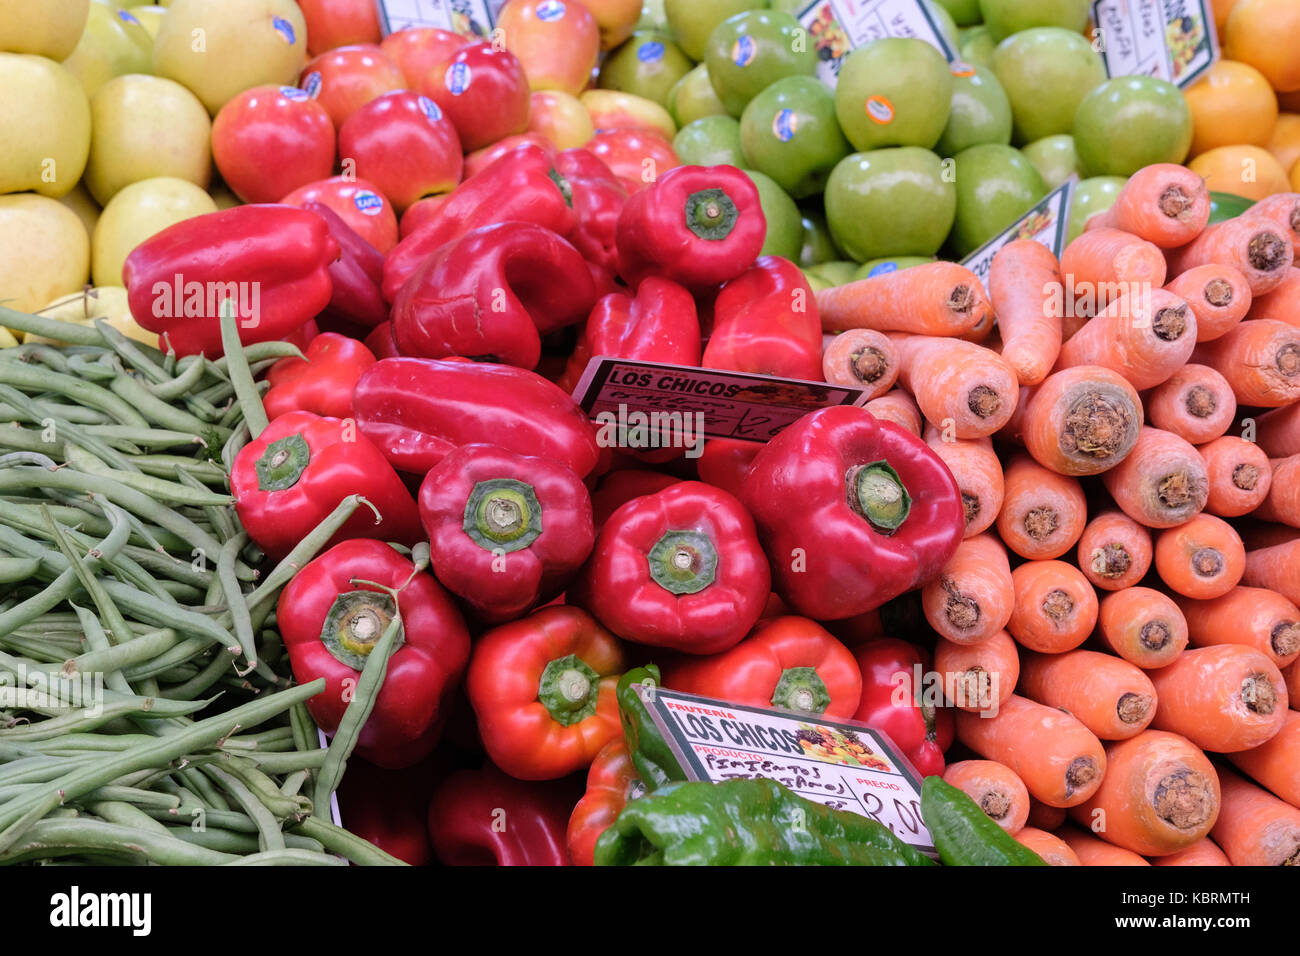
795 0 956 87
1091 0 1219 89
961 178 1075 291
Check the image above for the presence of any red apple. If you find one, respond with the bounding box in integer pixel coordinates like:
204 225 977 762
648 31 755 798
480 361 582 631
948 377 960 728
379 27 468 90
423 41 530 152
497 0 600 96
300 43 406 128
338 91 463 212
298 0 382 55
582 0 643 50
399 194 451 238
282 175 399 252
212 85 335 203
586 127 679 194
463 132 556 178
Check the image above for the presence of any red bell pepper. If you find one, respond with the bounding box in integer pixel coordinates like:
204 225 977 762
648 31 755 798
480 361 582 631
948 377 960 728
589 469 681 531
695 438 762 500
230 410 422 560
382 144 577 302
701 255 823 380
277 538 471 768
571 481 770 655
419 443 595 623
263 332 376 421
586 127 679 196
428 765 577 866
615 164 765 290
660 615 863 719
740 406 965 621
363 321 400 360
554 147 627 274
466 605 627 780
463 133 558 179
567 739 643 867
352 357 601 478
390 221 597 370
852 638 953 777
123 204 339 357
335 756 441 866
302 200 389 330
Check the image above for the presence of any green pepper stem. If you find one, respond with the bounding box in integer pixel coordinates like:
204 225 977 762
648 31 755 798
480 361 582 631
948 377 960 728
537 654 600 727
684 188 740 241
462 478 543 553
849 460 911 532
770 667 831 715
647 530 718 595
254 432 310 492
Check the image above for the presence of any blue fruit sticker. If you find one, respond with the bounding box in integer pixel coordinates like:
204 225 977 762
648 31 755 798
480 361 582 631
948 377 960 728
280 86 309 101
272 16 296 45
418 95 443 122
354 191 385 216
867 262 898 277
303 72 322 99
773 108 798 142
117 9 140 25
638 41 665 63
732 35 756 68
446 61 472 96
537 0 566 22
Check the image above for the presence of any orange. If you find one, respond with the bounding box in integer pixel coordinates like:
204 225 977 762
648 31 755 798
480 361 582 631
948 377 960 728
1224 0 1300 93
1268 113 1300 177
1210 0 1241 34
1292 160 1300 191
1184 60 1279 157
1189 144 1291 201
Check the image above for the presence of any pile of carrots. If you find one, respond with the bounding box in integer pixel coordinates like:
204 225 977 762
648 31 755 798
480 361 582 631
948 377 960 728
817 163 1300 866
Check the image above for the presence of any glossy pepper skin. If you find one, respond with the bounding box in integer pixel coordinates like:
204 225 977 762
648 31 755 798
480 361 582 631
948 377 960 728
466 605 628 780
702 256 823 381
335 757 440 866
741 406 965 621
572 481 770 655
123 204 339 357
615 664 689 790
594 778 937 866
419 443 595 623
615 164 765 289
230 410 422 560
382 144 577 301
263 332 376 421
695 438 762 500
853 639 954 778
661 615 863 719
353 357 601 478
277 539 471 769
555 147 627 273
921 776 1048 866
428 765 576 866
301 201 389 330
391 221 597 369
567 739 645 866
590 469 680 531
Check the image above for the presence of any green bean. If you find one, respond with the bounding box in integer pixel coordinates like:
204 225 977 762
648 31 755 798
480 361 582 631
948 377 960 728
0 358 148 426
69 604 133 697
42 502 137 644
212 340 304 372
0 424 61 455
86 801 172 835
204 765 285 852
108 369 229 438
0 817 239 865
246 495 376 614
144 352 206 400
0 696 207 741
156 647 235 700
134 454 227 484
62 445 234 508
121 545 213 588
0 389 142 472
221 848 346 866
221 420 250 474
292 816 408 866
84 425 210 450
215 532 257 667
217 756 311 819
0 567 79 634
164 825 324 855
0 556 40 582
176 766 230 812
147 804 252 832
59 625 179 679
174 466 236 541
121 638 221 681
247 750 328 774
66 355 118 382
95 320 224 423
0 305 107 346
80 786 179 810
218 301 270 438
0 497 191 555
7 342 72 372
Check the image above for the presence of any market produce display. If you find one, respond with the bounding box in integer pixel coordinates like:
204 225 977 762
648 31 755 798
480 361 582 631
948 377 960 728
1 0 1300 869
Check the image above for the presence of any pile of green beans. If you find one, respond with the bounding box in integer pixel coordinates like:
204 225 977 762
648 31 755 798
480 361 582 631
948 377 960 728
0 304 405 866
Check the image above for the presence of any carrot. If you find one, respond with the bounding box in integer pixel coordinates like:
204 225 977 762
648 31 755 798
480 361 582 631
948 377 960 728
1004 366 1143 476
956 694 1106 807
863 388 922 436
1253 454 1300 527
1018 649 1158 741
1198 436 1273 517
1257 400 1300 457
1177 586 1300 670
989 239 1063 386
1244 537 1300 607
1101 427 1209 529
1238 519 1300 551
1068 730 1220 856
1166 215 1295 295
1245 265 1300 325
889 334 1019 439
1144 364 1236 445
1211 765 1300 865
821 329 898 396
1026 798 1067 832
1153 513 1246 600
941 759 1030 835
921 533 1013 645
1012 827 1080 865
1250 192 1300 256
1007 560 1099 655
815 261 992 337
1084 164 1211 249
1164 264 1251 341
1098 587 1189 669
1228 709 1300 808
923 429 1004 537
1191 318 1300 407
1058 824 1152 865
1287 660 1300 707
1148 645 1289 752
1149 838 1232 866
1060 227 1168 315
1077 510 1154 591
995 453 1087 559
1055 287 1196 390
933 630 1019 715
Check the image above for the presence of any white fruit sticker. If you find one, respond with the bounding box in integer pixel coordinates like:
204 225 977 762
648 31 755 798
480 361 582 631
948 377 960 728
795 0 956 89
1091 0 1219 89
271 16 296 45
374 0 507 38
354 191 386 216
445 61 472 95
960 178 1077 292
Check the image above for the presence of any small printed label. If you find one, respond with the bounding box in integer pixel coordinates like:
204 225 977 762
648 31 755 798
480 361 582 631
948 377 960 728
949 60 976 78
354 190 385 215
867 261 899 277
272 15 296 45
865 95 894 124
796 0 956 88
772 108 799 142
417 95 443 122
537 0 566 21
280 86 310 101
637 40 666 63
960 178 1076 291
1091 0 1218 89
303 71 322 98
446 61 472 95
732 34 756 68
117 9 140 25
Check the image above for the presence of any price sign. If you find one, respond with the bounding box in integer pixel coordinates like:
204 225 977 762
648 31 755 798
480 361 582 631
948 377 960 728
376 0 505 37
1091 0 1219 88
961 178 1076 291
795 0 957 87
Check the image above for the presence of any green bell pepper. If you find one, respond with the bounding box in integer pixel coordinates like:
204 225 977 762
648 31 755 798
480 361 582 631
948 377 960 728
920 776 1047 866
615 664 688 790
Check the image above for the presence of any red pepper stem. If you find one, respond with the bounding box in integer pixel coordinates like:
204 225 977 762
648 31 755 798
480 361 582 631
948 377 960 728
770 667 831 715
462 478 542 552
647 530 718 595
320 590 401 670
848 460 911 532
255 432 311 492
684 188 740 241
537 653 600 727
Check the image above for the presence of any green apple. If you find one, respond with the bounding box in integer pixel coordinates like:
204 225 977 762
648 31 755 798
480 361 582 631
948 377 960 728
92 176 216 286
62 3 154 99
824 147 957 262
992 27 1106 144
599 32 692 107
802 269 832 292
153 0 307 115
0 54 91 198
959 25 996 69
0 194 91 313
1022 133 1079 189
799 208 842 267
742 168 802 260
978 0 1090 42
934 0 982 26
1067 175 1126 243
740 76 849 198
808 260 859 285
853 256 933 280
665 0 761 62
1073 76 1193 177
935 64 1012 157
86 74 211 206
668 64 727 126
639 0 668 32
835 38 953 152
705 10 816 117
672 115 745 166
922 0 960 49
949 143 1047 256
129 5 168 38
0 0 91 60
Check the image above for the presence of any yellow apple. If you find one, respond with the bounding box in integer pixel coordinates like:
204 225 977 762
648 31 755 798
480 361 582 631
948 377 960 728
0 194 91 313
61 3 154 98
85 74 212 206
57 182 102 240
153 0 308 115
129 5 169 38
579 89 676 141
0 0 91 61
29 285 158 347
0 54 92 198
91 176 216 286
